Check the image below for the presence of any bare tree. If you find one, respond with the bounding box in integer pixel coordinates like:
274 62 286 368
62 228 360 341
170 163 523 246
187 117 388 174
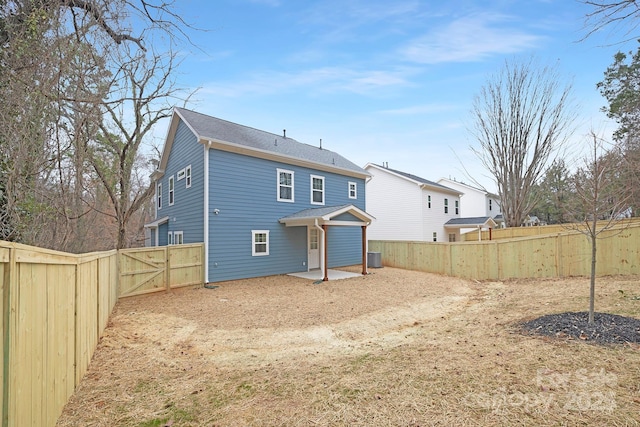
87 50 182 249
0 0 196 249
581 0 640 44
470 58 577 228
565 132 631 323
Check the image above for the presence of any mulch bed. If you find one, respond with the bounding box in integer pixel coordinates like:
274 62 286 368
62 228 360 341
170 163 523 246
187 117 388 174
520 311 640 345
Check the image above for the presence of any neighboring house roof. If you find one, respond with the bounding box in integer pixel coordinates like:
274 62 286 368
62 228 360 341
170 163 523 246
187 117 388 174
444 216 497 228
279 204 374 227
364 163 461 195
154 107 369 180
438 177 499 199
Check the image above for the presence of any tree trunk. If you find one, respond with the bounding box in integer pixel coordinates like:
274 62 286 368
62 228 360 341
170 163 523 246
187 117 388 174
589 222 597 323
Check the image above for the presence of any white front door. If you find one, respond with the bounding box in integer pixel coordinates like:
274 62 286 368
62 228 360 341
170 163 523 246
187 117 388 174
308 227 320 269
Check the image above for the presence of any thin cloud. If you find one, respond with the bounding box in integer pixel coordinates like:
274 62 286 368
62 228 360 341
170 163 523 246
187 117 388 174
401 12 544 64
379 103 459 115
199 67 414 97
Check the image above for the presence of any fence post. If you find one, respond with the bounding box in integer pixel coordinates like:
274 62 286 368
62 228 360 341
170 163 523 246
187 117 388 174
165 246 170 291
2 244 15 427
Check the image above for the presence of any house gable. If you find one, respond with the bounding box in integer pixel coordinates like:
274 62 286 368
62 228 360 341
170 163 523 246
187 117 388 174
365 163 461 242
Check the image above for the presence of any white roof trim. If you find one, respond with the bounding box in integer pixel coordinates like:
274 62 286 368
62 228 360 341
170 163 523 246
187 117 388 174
144 216 169 229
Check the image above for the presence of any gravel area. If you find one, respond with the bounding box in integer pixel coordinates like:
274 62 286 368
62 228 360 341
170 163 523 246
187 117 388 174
520 311 640 345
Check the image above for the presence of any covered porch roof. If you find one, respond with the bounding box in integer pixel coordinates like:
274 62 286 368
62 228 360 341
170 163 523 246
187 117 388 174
444 216 497 229
143 216 169 229
278 204 374 227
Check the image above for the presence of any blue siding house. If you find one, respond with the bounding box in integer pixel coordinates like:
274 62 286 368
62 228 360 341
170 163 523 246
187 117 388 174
145 108 373 283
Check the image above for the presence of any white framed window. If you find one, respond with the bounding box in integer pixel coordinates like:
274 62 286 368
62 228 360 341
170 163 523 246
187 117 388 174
311 175 325 205
427 195 431 209
168 175 175 206
157 183 162 210
252 230 269 256
174 231 183 245
277 169 294 202
489 199 493 211
168 231 173 245
348 182 357 199
177 168 186 180
444 198 448 214
185 165 192 188
432 232 437 242
455 200 459 215
449 233 456 242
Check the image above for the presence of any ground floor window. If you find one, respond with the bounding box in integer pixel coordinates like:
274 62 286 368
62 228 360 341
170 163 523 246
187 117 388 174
168 231 184 245
432 232 437 242
252 230 269 256
448 233 456 242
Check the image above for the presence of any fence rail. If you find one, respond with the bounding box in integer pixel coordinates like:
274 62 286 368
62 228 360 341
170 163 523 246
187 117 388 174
0 241 204 427
371 222 640 280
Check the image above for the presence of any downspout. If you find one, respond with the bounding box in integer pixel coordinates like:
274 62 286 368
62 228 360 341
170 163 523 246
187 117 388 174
204 142 211 283
314 218 324 273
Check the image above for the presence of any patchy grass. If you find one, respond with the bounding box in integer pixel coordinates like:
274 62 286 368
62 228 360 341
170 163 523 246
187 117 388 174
57 268 640 426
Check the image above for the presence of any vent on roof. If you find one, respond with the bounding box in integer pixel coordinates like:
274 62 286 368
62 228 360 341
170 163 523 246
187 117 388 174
283 129 286 138
320 139 322 150
274 138 277 146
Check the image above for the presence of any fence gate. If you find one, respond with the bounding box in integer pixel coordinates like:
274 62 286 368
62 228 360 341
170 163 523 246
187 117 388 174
119 247 167 297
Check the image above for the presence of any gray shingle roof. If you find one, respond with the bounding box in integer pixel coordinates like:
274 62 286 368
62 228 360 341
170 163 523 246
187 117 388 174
372 164 456 192
176 108 367 176
445 216 494 226
279 204 352 220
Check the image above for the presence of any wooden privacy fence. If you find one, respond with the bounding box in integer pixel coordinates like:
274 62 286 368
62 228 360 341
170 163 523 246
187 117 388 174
370 223 640 280
119 243 205 298
462 218 640 241
0 241 204 427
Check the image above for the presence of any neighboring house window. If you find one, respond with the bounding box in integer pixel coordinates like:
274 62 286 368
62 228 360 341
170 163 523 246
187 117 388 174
428 195 431 209
174 231 184 244
449 233 456 242
177 168 186 180
432 232 437 242
348 182 357 199
311 175 325 205
252 230 269 256
168 176 175 206
277 169 294 202
186 165 192 188
157 183 162 210
489 199 493 211
455 200 459 215
444 198 449 214
168 231 173 245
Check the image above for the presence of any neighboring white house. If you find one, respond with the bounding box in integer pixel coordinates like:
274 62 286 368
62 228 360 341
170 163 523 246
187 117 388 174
437 178 503 227
364 163 462 242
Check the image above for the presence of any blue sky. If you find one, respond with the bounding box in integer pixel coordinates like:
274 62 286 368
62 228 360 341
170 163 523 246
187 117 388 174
164 0 636 191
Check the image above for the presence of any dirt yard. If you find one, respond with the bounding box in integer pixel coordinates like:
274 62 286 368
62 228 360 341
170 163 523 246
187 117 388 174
57 266 640 426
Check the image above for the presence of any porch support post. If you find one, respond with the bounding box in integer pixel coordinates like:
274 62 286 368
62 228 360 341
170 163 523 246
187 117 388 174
322 224 329 281
361 225 367 275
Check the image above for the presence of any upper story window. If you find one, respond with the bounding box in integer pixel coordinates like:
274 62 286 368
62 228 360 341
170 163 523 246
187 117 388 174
252 230 269 256
348 182 357 199
177 168 186 180
427 195 431 209
489 199 493 211
168 176 175 206
311 175 325 205
455 200 459 215
277 169 294 202
157 183 162 210
444 198 449 214
186 165 192 188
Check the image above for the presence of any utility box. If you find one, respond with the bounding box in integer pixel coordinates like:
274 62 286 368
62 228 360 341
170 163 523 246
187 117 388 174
367 252 382 268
